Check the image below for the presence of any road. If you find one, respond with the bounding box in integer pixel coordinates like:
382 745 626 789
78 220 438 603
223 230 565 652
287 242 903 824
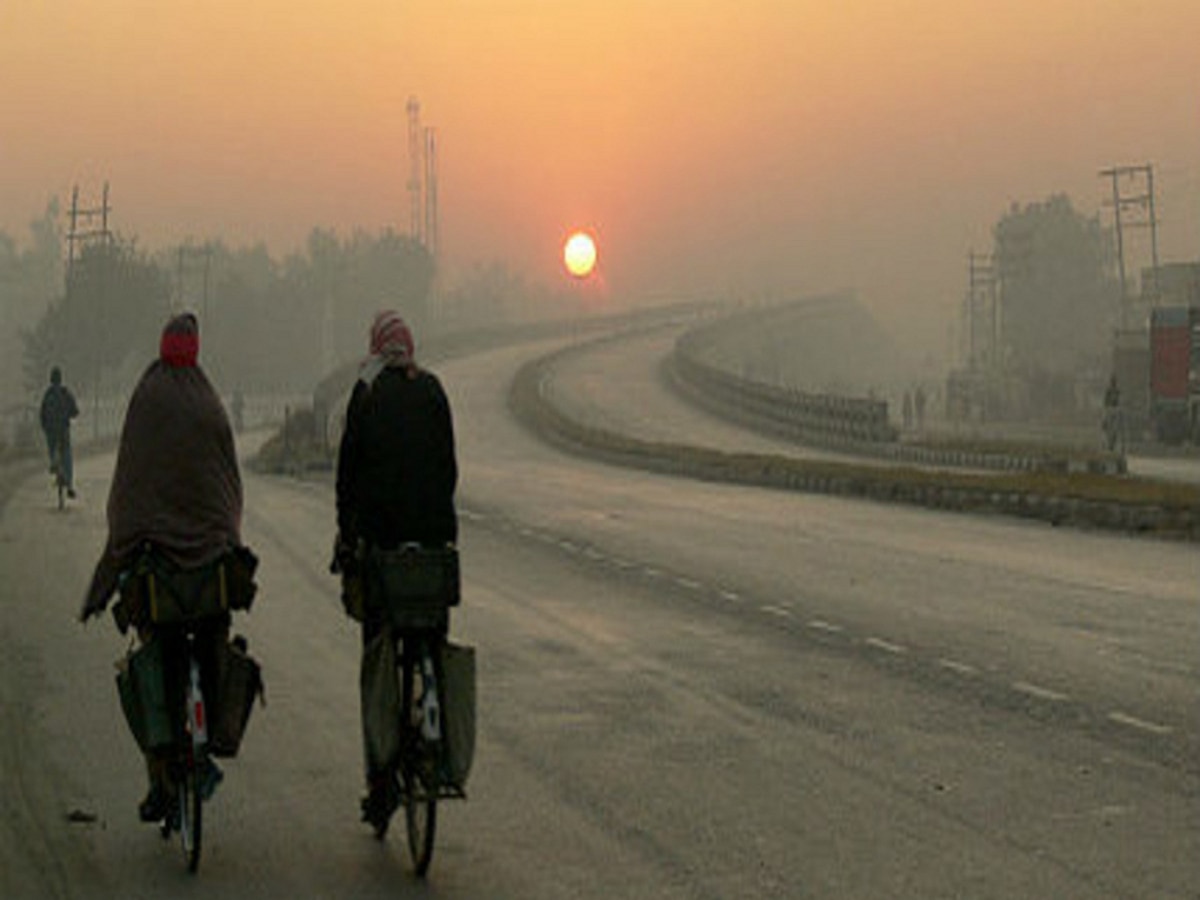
1 332 1197 899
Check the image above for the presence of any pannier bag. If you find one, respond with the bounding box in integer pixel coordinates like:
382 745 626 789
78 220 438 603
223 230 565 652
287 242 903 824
116 637 174 752
208 636 265 758
361 630 402 774
113 544 259 632
438 640 476 791
366 544 459 631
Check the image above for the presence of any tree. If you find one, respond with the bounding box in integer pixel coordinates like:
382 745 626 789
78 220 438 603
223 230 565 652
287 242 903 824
993 194 1119 378
0 200 63 401
21 237 169 395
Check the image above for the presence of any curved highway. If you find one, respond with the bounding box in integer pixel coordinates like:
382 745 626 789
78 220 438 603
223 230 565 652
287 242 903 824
0 330 1196 899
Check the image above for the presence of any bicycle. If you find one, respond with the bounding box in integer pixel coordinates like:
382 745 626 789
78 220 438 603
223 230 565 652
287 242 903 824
50 444 66 510
358 543 471 878
394 629 471 875
110 544 261 875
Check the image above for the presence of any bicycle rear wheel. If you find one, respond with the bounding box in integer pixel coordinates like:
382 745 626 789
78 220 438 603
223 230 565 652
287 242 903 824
177 765 203 873
401 646 437 877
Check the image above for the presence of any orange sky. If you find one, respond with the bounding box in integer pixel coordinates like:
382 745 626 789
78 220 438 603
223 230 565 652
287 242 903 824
2 1 1198 358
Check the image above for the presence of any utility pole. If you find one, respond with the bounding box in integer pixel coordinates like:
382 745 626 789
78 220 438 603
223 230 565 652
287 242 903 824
1100 163 1160 321
424 125 439 262
66 181 112 285
65 182 113 439
176 241 214 318
967 250 998 370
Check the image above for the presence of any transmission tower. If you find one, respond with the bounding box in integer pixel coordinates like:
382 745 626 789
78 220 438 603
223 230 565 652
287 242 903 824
407 96 423 244
405 96 440 265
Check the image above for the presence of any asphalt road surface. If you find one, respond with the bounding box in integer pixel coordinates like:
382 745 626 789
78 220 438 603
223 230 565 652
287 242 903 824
1 334 1197 899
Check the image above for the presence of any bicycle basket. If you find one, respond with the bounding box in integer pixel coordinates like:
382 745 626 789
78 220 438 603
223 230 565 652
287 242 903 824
366 544 459 631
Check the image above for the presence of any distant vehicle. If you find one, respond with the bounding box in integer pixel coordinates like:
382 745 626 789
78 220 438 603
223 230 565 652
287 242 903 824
1148 306 1200 444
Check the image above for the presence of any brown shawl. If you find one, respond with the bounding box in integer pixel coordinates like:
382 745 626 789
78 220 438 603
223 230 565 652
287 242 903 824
82 360 242 618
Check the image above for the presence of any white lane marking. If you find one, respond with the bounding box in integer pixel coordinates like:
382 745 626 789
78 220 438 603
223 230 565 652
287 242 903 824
1107 711 1174 736
517 527 534 538
762 605 792 619
807 619 843 634
675 577 702 591
611 557 636 569
865 637 906 654
558 541 579 552
1012 681 1070 702
583 547 604 560
718 590 742 603
643 567 663 578
938 658 977 676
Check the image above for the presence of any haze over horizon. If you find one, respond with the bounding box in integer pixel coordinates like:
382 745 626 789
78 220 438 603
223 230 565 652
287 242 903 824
3 1 1198 364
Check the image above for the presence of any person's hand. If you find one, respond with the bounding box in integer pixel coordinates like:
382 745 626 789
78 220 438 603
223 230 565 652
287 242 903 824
330 533 359 576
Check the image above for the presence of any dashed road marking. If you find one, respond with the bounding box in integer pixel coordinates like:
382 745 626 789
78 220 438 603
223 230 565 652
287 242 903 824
675 577 702 591
938 658 977 676
762 605 792 619
643 567 663 578
1108 711 1174 736
718 590 742 603
1013 681 1070 702
865 637 906 655
807 619 843 634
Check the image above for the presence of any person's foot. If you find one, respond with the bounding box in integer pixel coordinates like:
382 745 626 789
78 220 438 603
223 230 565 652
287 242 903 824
67 488 76 499
360 773 401 838
199 758 224 801
138 785 170 822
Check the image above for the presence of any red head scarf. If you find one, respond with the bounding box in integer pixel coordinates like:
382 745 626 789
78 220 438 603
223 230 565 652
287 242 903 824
160 313 199 368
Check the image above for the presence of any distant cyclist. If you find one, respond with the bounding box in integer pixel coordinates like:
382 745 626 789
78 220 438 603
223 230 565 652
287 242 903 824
40 366 79 499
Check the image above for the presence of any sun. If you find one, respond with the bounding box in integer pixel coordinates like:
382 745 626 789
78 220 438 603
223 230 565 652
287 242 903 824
563 231 598 278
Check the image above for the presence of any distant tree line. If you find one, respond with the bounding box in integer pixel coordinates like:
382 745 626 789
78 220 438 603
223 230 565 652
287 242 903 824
4 219 434 403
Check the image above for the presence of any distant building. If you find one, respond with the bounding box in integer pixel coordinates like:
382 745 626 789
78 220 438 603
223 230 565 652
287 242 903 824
1142 261 1200 309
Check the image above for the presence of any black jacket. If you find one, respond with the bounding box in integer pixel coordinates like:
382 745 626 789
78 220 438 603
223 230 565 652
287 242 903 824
40 383 78 441
335 367 457 548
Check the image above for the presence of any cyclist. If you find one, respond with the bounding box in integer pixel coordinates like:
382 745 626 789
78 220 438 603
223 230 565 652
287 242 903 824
333 310 458 834
39 366 79 498
80 312 244 822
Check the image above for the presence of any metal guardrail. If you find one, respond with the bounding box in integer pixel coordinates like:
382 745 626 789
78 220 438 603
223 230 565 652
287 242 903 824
669 343 896 446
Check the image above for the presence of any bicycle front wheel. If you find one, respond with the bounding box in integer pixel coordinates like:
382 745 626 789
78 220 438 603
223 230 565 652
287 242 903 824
401 647 437 877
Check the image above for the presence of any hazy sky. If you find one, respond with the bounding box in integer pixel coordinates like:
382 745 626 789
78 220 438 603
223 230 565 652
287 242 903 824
3 1 1198 359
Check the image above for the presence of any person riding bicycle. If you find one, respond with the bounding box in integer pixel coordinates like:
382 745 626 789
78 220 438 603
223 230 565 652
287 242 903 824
81 312 245 822
333 310 458 834
1103 373 1122 452
40 366 79 498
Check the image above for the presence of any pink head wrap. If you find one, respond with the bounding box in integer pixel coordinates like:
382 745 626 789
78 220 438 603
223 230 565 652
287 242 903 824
360 310 417 384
